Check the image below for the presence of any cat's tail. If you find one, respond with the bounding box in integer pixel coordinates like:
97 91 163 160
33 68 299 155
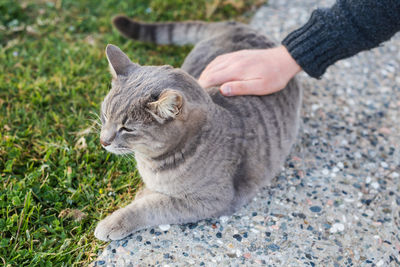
112 15 232 45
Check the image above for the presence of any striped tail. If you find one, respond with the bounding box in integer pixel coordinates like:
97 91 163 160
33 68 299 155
112 15 227 45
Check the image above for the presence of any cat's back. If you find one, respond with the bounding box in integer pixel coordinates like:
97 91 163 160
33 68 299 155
186 22 302 136
190 24 302 189
181 22 276 78
183 21 302 134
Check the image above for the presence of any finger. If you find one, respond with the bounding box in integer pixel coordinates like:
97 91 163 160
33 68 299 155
200 55 229 76
198 58 232 87
198 65 237 88
198 50 246 86
220 79 271 96
203 56 233 73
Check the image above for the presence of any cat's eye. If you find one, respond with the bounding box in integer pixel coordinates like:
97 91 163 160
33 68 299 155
119 126 134 132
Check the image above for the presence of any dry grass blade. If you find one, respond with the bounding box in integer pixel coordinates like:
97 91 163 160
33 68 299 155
206 0 221 18
59 209 88 222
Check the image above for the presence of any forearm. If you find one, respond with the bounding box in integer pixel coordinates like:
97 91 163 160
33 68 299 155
282 0 400 78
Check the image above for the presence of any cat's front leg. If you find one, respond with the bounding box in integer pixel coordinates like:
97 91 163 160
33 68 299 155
94 205 140 241
94 189 231 241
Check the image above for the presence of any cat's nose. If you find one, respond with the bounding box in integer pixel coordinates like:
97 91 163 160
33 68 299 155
100 139 111 147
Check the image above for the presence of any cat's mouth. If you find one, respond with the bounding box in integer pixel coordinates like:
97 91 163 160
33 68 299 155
104 145 133 155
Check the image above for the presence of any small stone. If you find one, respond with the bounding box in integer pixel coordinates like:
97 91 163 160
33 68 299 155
365 177 372 184
233 234 242 242
311 104 320 111
250 228 260 234
254 225 267 231
270 225 279 230
219 216 229 223
188 223 198 229
324 223 331 229
227 252 236 258
268 244 280 252
252 215 264 222
236 249 242 257
322 169 329 175
159 224 171 231
243 252 251 259
396 196 400 206
136 235 143 242
336 224 345 231
216 232 222 238
310 206 322 213
297 213 306 219
376 259 384 266
371 182 380 189
97 260 105 265
380 162 388 168
391 172 399 178
330 223 345 233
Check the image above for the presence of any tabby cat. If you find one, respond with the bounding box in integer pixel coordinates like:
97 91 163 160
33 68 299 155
95 16 302 241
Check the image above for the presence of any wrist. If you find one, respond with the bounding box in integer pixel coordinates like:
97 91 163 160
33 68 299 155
276 45 302 77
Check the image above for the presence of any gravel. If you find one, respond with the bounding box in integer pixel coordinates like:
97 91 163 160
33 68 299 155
93 0 400 265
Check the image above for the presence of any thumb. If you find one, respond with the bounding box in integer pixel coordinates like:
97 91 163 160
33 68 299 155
220 80 260 96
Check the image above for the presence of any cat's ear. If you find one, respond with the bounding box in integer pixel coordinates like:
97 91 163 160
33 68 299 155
147 90 183 123
106 44 137 78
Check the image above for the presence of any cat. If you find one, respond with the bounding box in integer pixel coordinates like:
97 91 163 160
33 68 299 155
94 15 302 241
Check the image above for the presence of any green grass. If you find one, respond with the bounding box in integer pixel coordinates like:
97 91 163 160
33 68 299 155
0 0 263 265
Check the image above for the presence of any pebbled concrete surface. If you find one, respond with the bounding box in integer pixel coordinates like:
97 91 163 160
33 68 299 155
94 0 400 266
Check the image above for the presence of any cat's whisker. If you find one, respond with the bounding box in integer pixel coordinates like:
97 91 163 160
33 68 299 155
88 119 102 132
89 110 101 120
89 119 101 127
87 111 102 127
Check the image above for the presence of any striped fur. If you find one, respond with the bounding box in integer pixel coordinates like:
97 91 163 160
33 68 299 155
95 19 302 241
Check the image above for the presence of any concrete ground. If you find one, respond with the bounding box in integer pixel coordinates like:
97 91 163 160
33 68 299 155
94 0 400 265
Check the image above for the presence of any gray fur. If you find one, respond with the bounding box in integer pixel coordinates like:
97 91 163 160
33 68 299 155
95 19 302 241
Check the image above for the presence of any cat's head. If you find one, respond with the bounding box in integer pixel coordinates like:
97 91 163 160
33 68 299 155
100 44 209 157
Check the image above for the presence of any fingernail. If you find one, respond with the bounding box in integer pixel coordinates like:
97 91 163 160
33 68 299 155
221 85 232 96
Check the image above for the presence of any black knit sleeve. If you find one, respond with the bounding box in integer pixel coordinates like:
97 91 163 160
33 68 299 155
282 0 400 78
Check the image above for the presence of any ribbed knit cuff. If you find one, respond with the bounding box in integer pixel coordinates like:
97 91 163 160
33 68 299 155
282 9 348 79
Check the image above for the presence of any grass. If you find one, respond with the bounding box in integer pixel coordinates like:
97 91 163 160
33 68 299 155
0 0 264 265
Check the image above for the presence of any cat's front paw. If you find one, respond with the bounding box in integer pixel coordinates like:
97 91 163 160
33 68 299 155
94 209 135 241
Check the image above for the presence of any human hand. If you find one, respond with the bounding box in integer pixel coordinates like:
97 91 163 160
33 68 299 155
198 45 301 96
